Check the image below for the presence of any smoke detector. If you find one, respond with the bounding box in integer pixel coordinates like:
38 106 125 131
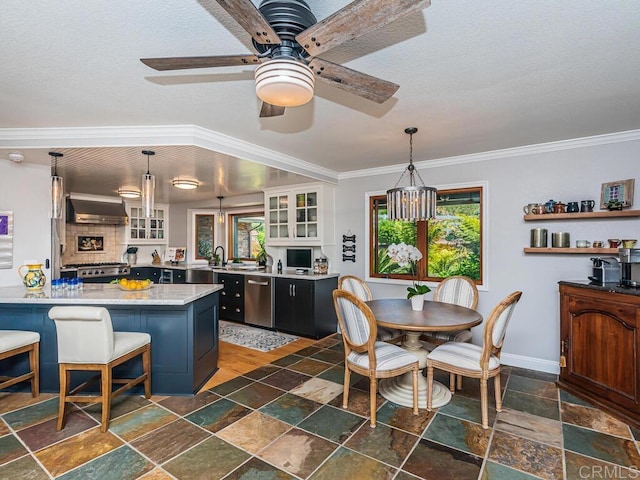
8 153 24 163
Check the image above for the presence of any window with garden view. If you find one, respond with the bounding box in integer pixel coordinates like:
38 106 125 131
369 186 483 284
229 212 265 261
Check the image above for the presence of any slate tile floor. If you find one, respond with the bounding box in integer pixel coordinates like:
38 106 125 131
2 335 640 479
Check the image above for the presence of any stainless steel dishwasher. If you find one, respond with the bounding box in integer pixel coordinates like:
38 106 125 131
244 275 273 328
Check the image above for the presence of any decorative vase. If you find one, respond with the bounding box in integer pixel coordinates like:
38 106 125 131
18 262 46 291
410 294 425 311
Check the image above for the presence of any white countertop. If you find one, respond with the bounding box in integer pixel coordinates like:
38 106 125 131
0 284 223 305
131 262 339 280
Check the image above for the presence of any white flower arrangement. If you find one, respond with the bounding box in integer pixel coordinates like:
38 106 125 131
387 242 431 299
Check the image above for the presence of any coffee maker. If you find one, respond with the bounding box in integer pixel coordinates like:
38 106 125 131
589 257 620 284
619 248 640 287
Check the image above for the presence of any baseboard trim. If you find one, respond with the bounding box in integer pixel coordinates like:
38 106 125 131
501 352 560 375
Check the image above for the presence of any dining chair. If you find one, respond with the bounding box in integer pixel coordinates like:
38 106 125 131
421 275 479 348
48 306 151 432
332 289 419 427
0 330 40 396
338 275 403 343
426 291 522 429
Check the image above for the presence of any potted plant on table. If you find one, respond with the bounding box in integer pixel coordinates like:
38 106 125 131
387 242 430 311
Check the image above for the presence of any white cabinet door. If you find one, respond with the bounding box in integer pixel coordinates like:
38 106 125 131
264 183 334 246
126 204 168 244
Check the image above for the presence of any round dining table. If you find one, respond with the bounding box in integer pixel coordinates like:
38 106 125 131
366 298 483 409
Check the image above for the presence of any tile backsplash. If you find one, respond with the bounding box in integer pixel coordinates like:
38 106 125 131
61 224 121 265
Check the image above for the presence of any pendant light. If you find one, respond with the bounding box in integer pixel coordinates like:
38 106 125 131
217 195 225 224
141 150 155 218
386 127 437 221
49 151 64 219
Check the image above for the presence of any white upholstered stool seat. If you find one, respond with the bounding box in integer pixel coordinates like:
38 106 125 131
0 330 40 396
48 306 151 432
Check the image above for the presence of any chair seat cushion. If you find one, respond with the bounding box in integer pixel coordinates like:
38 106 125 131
348 342 418 371
427 342 500 371
111 332 151 362
377 327 403 342
0 330 40 353
422 329 472 343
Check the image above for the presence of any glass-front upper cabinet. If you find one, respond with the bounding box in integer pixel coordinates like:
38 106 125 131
126 204 168 244
294 191 318 239
267 193 289 241
263 184 334 246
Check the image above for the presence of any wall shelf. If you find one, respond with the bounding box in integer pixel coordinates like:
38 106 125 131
524 210 640 221
524 247 619 254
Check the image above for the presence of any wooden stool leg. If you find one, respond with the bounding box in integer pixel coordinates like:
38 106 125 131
57 365 69 431
100 365 111 433
142 345 151 398
30 343 39 397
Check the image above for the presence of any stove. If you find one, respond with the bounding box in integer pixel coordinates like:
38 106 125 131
62 262 130 281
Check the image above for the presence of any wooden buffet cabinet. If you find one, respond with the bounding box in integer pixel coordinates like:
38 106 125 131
558 282 640 427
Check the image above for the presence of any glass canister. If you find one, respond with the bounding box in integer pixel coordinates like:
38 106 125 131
314 258 328 275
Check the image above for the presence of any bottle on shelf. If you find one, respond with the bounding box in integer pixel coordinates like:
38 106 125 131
277 260 282 274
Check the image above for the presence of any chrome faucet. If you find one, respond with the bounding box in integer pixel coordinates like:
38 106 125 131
214 245 226 266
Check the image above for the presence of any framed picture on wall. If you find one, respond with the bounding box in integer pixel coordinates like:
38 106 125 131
600 179 634 209
76 235 104 252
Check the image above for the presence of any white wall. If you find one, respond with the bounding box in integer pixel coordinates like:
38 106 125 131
0 160 52 286
335 136 640 374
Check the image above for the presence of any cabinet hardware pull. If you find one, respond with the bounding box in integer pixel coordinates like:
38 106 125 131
293 284 296 296
235 308 241 313
221 306 226 310
234 293 241 297
248 280 269 286
221 292 226 296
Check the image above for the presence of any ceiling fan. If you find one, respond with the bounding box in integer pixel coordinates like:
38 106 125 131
141 0 430 117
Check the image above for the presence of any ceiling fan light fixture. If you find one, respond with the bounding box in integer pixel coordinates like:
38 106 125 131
386 128 437 222
255 59 315 107
172 178 199 190
118 187 141 199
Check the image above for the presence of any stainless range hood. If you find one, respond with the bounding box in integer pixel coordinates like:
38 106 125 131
66 198 128 225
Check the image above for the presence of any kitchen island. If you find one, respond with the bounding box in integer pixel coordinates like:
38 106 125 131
0 283 222 395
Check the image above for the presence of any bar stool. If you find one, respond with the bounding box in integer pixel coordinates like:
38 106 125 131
48 306 151 432
0 330 40 396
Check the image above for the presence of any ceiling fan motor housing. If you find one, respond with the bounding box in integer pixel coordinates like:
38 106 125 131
254 0 317 58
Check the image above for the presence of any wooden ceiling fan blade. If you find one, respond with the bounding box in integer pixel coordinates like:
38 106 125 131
260 102 286 118
309 58 398 104
296 0 430 57
214 0 281 45
140 55 260 71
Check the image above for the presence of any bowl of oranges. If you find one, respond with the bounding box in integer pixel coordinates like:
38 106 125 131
114 278 153 291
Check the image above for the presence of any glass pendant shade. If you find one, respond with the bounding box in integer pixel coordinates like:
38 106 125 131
217 195 224 224
140 150 156 218
51 175 64 219
141 173 155 218
386 127 437 221
255 59 315 107
49 151 64 219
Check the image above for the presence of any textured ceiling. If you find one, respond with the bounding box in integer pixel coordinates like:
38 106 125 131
1 0 639 200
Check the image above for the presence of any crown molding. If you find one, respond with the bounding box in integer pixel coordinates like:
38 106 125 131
0 125 339 184
339 129 640 180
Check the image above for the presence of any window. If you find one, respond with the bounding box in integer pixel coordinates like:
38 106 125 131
194 214 215 260
228 212 265 261
369 186 483 284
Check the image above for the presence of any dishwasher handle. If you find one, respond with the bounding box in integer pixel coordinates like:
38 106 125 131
247 279 269 286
